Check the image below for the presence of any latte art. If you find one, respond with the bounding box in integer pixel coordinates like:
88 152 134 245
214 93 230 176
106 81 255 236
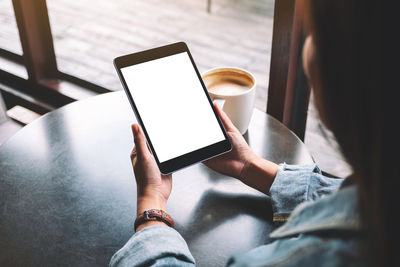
203 70 254 96
208 81 250 96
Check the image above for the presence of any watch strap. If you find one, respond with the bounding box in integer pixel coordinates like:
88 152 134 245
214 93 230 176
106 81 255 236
134 209 174 231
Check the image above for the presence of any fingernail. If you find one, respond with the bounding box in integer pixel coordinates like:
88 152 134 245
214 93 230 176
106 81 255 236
132 124 138 136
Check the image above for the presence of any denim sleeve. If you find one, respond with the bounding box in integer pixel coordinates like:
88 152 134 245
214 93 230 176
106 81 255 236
109 225 195 267
269 163 343 224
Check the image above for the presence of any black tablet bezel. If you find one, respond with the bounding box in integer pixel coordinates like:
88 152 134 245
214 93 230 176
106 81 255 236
114 42 232 174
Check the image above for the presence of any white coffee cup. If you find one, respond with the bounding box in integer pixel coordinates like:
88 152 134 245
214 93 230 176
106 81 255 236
202 67 256 135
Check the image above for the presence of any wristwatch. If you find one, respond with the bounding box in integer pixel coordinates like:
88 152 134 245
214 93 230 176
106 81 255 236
134 209 175 231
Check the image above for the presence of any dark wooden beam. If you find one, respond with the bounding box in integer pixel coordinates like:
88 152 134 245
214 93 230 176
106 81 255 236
266 0 309 139
12 0 58 83
282 0 303 125
282 2 310 140
267 0 295 121
0 82 55 115
0 48 24 64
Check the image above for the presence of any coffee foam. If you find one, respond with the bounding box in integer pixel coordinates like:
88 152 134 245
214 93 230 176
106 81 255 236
203 70 254 96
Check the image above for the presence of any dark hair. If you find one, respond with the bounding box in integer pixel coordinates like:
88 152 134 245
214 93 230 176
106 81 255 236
303 0 398 266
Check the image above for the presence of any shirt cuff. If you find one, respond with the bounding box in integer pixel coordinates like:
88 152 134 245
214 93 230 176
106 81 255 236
109 225 195 266
269 163 322 224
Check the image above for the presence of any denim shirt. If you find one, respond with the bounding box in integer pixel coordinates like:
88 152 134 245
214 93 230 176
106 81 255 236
110 164 362 266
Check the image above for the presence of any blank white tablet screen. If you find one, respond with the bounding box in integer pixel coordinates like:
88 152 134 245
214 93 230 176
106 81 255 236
121 52 225 163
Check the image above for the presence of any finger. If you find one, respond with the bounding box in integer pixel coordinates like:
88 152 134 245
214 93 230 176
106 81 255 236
131 152 137 166
131 124 150 159
130 146 137 159
214 103 238 132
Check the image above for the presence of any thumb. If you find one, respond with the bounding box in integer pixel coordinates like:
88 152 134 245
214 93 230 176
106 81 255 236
131 124 150 158
214 103 238 133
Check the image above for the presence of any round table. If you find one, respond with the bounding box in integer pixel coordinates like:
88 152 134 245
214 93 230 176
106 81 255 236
0 92 313 267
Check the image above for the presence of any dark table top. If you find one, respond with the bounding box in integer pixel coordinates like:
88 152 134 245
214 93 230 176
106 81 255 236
0 92 313 267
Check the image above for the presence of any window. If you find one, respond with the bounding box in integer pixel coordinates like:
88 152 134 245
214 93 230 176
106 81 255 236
0 0 23 55
47 0 274 110
0 0 27 79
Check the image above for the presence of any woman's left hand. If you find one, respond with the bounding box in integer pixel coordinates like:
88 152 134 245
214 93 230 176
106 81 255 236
130 124 172 219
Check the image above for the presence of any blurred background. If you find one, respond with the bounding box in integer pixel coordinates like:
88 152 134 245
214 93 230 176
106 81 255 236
0 0 351 177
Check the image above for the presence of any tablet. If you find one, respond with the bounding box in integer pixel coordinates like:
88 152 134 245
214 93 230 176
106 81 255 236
114 42 232 174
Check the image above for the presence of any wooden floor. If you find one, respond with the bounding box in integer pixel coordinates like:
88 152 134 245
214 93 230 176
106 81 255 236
0 0 351 177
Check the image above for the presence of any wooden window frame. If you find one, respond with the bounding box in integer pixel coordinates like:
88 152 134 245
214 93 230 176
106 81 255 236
0 0 109 113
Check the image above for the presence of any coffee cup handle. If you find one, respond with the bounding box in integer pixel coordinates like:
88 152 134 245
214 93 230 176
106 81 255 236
213 99 226 109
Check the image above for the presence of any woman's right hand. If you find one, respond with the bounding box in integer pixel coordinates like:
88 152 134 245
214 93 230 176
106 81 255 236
203 103 258 180
204 103 279 194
